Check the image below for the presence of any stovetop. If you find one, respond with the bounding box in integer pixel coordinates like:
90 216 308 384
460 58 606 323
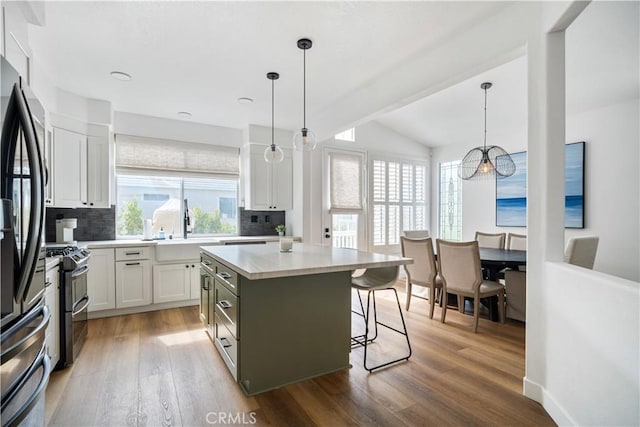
46 245 79 257
46 245 91 271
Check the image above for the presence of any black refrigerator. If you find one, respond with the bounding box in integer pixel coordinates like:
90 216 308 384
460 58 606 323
0 56 51 426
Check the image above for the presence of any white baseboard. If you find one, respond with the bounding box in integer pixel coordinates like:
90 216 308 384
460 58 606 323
88 299 199 319
523 376 576 426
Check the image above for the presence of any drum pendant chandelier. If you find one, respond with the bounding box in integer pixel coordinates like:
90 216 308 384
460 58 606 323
459 82 515 180
264 72 284 163
292 38 317 152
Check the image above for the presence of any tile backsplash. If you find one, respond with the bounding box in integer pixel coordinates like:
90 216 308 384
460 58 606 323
45 206 283 241
45 206 116 242
239 208 285 236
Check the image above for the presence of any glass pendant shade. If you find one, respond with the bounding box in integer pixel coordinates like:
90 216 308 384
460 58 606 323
459 82 515 181
264 144 284 163
292 127 317 152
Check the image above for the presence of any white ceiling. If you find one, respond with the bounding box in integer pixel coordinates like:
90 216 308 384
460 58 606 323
26 1 638 148
27 1 508 142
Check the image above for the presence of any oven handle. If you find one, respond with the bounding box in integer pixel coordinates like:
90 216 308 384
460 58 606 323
71 295 90 317
72 265 89 278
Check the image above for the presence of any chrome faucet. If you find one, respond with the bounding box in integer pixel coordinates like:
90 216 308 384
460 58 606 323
183 198 190 239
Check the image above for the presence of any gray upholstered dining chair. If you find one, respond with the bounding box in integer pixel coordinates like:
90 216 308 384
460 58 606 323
505 269 526 322
400 236 442 318
507 233 527 251
351 265 411 371
402 230 430 239
564 236 599 269
502 233 527 321
475 231 506 249
436 239 505 333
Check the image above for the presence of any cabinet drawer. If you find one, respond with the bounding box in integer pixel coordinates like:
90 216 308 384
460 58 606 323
215 280 238 338
214 262 238 294
115 246 151 261
214 313 238 381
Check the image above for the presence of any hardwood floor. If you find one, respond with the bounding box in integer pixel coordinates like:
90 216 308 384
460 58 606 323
45 284 555 426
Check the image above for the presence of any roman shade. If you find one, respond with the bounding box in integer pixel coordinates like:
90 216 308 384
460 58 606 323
329 152 363 213
115 134 239 177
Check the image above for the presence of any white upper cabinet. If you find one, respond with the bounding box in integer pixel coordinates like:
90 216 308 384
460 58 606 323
52 127 110 208
53 127 86 208
86 135 110 208
242 143 292 211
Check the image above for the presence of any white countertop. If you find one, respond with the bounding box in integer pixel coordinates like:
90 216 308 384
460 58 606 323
81 235 296 249
201 243 412 280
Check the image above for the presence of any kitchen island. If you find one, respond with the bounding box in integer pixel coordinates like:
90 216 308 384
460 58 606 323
200 243 411 396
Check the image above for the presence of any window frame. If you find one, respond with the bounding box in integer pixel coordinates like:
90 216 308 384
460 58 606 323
115 170 240 240
438 160 462 241
368 153 429 253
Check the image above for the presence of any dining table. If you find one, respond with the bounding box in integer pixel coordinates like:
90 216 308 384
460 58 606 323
479 248 527 280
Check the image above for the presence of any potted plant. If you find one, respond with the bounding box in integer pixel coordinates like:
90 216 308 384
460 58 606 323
275 224 286 236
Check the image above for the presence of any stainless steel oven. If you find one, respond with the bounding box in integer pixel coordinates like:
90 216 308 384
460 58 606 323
48 246 90 367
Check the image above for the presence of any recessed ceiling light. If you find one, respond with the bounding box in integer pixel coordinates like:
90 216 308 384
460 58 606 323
177 111 192 118
110 71 132 81
237 97 253 105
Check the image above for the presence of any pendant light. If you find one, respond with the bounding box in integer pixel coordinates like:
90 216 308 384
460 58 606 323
292 38 317 152
459 82 516 180
264 72 284 163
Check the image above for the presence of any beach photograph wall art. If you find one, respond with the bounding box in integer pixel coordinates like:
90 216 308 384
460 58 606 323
496 141 585 228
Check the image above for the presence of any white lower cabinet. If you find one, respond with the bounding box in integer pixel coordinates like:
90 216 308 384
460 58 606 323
44 265 60 368
153 262 200 303
87 248 116 311
116 260 152 308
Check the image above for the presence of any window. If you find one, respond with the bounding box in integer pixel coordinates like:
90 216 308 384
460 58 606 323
329 152 363 213
325 148 366 250
332 214 358 249
335 128 355 142
115 134 240 238
439 160 462 240
371 158 427 247
116 175 237 238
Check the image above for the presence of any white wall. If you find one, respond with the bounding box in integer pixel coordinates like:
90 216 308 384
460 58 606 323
525 262 639 426
565 99 639 281
113 111 242 148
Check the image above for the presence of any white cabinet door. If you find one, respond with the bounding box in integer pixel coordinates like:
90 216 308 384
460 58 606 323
116 260 152 308
245 144 293 210
190 262 200 300
86 135 110 208
53 128 87 208
44 267 60 367
153 263 190 304
270 150 293 210
87 248 116 311
249 149 272 210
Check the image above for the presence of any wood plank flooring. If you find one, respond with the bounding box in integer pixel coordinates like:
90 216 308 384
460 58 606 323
45 284 555 426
